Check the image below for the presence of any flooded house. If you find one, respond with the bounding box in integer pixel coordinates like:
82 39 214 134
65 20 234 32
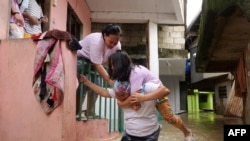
0 0 187 141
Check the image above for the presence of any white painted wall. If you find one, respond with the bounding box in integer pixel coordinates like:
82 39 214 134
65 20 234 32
148 21 159 77
160 75 183 113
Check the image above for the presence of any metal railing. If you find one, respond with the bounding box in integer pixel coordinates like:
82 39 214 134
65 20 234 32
76 59 123 133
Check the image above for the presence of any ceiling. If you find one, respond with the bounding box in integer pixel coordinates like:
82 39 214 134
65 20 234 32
195 5 250 73
85 0 185 24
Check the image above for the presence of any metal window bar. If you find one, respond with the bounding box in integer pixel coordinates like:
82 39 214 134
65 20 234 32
76 59 123 133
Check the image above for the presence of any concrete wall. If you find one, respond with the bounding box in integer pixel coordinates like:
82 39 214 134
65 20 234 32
0 39 119 141
0 0 10 39
158 25 185 50
0 40 72 141
160 75 183 113
214 81 233 115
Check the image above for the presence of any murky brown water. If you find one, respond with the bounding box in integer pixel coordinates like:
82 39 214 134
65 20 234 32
113 111 244 141
159 111 244 141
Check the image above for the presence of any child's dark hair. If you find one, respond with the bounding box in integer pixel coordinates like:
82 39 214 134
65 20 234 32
108 50 132 82
102 24 122 37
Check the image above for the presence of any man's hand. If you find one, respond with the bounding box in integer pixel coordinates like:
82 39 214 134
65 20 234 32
41 15 48 23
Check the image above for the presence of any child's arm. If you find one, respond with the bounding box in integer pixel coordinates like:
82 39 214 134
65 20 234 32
117 96 141 111
130 85 170 103
117 96 132 107
79 74 111 98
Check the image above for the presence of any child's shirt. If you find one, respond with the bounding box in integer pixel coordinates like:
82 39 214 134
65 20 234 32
129 65 162 93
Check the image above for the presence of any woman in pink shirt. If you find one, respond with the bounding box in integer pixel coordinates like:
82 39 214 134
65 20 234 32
76 24 122 120
77 24 122 86
9 0 25 38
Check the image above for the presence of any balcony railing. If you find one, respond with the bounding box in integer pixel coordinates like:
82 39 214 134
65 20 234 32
76 59 123 133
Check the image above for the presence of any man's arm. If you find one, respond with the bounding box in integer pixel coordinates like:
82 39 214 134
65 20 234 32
130 85 170 103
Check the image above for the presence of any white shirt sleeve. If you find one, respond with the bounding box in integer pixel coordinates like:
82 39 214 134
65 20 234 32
107 88 116 98
143 83 160 93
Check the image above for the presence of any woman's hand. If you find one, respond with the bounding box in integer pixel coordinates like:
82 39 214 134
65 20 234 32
79 74 89 83
14 13 24 27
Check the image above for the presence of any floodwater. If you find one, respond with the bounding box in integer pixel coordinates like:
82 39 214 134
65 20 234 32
112 111 244 141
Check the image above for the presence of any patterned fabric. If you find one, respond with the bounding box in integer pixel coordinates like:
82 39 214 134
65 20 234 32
113 80 130 93
33 35 65 114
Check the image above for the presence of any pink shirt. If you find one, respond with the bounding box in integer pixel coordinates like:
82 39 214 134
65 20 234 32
10 0 24 24
129 65 162 93
77 33 121 65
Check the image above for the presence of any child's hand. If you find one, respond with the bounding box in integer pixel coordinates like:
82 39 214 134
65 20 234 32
130 92 145 103
14 13 24 27
117 100 122 107
131 103 141 111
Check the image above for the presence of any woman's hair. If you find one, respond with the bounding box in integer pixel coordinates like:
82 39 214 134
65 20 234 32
102 24 122 37
108 50 132 81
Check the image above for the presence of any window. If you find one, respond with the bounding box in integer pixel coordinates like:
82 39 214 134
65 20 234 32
218 86 227 98
199 95 208 102
66 4 82 40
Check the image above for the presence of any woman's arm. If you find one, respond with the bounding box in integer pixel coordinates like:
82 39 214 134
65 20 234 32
79 74 111 98
130 85 170 103
93 63 114 86
11 0 24 26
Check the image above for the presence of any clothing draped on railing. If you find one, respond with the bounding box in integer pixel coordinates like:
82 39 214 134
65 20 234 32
32 29 81 114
